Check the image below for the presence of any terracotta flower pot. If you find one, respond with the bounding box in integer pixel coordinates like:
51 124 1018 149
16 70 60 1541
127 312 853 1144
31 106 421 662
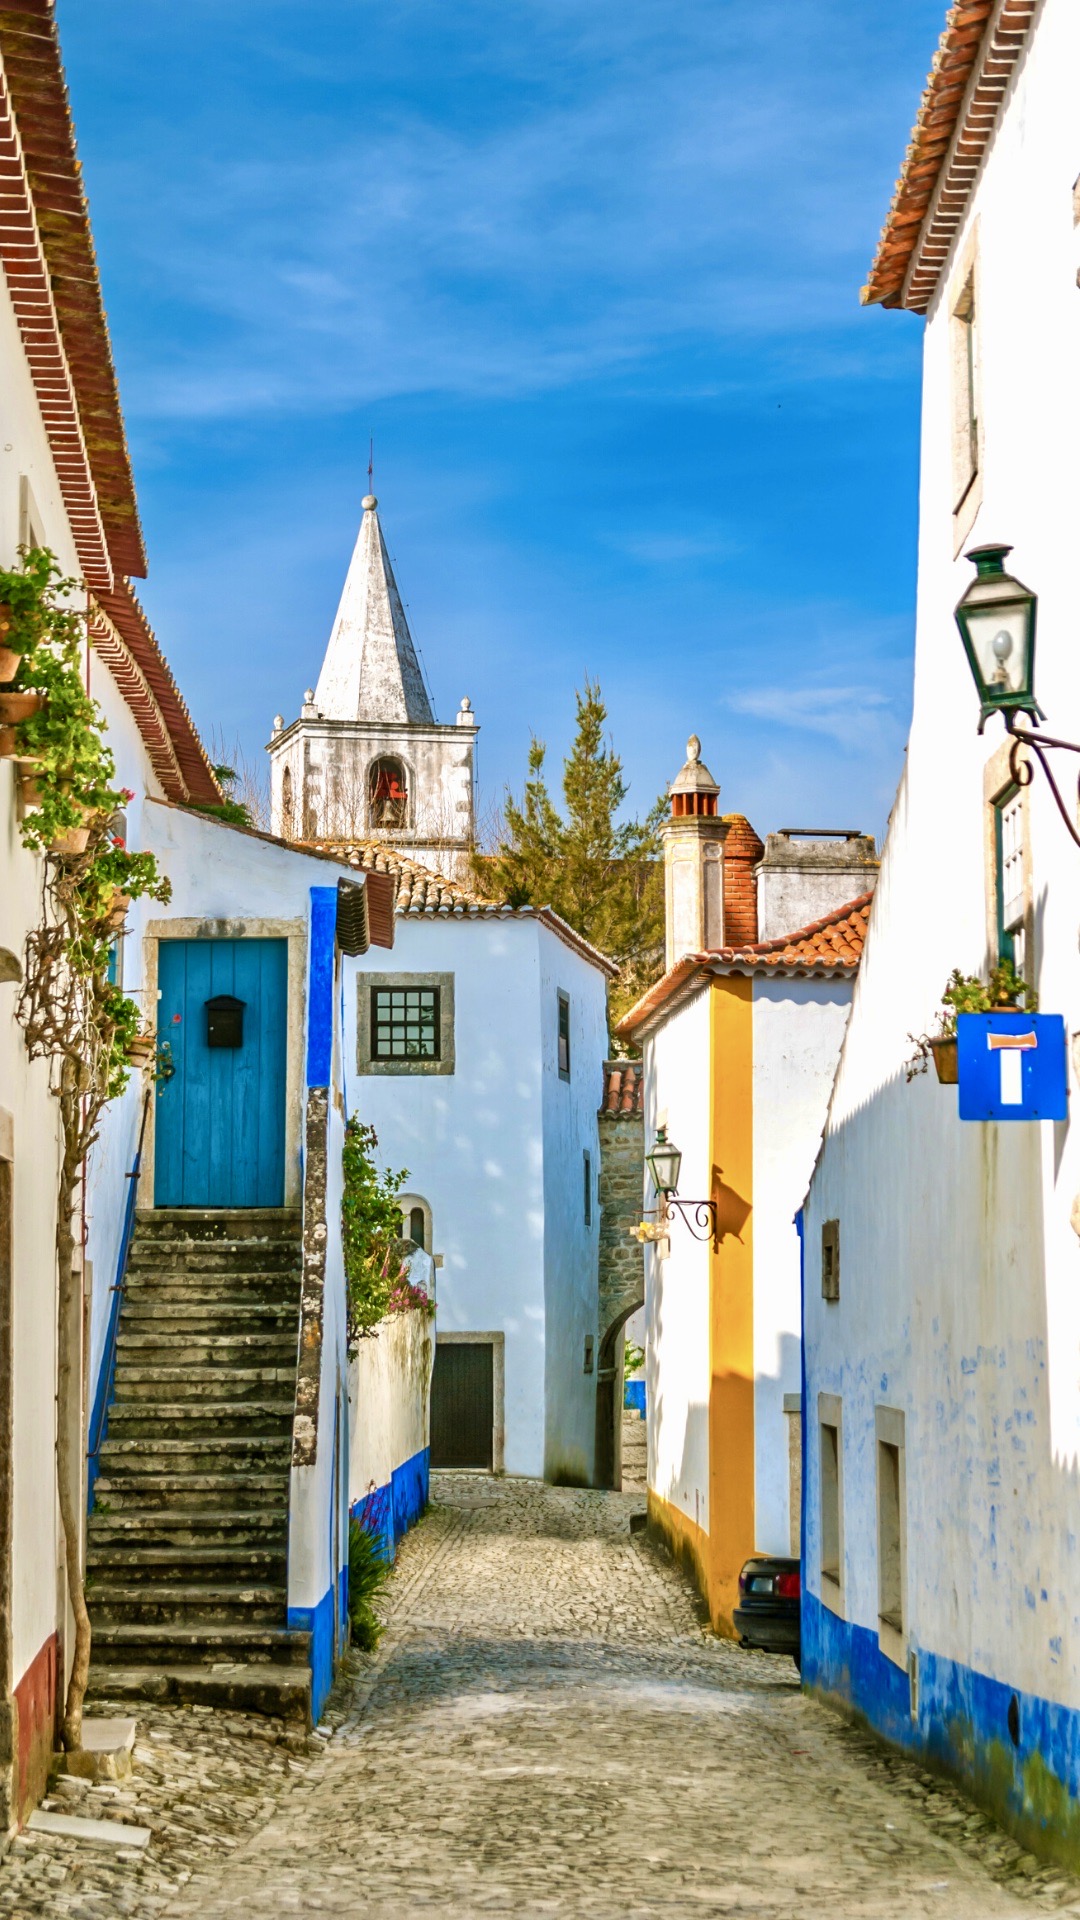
0 644 22 684
0 726 16 758
104 893 131 931
51 823 91 856
929 1036 959 1085
0 690 44 723
16 765 41 806
124 1036 155 1066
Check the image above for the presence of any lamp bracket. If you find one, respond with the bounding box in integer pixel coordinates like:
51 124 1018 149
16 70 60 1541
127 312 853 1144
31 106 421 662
657 1194 718 1250
1005 715 1080 850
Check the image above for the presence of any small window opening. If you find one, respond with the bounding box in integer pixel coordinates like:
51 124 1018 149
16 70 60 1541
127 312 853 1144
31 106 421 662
372 985 440 1061
877 1439 903 1634
951 270 979 510
583 1150 592 1226
557 992 571 1080
820 1420 841 1586
821 1219 840 1302
583 1335 594 1375
369 756 408 831
281 765 294 840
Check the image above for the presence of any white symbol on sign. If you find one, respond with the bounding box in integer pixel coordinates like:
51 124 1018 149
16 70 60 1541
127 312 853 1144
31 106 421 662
987 1030 1036 1106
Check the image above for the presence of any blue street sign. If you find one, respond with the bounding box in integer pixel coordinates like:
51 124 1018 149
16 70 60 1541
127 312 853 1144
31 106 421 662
957 1012 1068 1122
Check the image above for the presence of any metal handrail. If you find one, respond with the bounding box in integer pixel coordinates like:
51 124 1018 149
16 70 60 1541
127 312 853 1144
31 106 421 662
87 1086 151 1502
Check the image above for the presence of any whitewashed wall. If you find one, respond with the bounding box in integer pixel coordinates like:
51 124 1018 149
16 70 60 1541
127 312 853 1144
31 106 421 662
343 914 608 1480
802 0 1080 1842
538 921 605 1485
750 977 852 1555
349 1275 435 1511
643 986 712 1535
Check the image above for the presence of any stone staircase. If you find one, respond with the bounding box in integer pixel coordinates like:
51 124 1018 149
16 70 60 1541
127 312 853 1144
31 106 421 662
86 1209 311 1723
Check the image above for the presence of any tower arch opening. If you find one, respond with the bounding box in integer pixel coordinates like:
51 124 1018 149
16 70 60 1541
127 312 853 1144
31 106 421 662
368 755 410 832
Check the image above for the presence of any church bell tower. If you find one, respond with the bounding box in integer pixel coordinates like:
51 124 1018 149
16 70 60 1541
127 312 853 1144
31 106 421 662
267 493 478 878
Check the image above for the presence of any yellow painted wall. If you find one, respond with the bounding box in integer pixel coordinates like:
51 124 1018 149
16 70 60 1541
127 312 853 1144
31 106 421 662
646 974 756 1634
706 975 755 1633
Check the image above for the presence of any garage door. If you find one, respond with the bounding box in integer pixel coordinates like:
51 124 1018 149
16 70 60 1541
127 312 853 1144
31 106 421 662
430 1343 494 1469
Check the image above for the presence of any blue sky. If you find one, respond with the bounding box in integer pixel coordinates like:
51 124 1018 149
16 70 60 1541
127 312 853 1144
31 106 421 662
61 0 944 842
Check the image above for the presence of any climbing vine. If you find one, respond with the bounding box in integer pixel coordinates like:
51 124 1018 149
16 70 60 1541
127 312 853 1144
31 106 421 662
341 1118 433 1343
2 548 171 1750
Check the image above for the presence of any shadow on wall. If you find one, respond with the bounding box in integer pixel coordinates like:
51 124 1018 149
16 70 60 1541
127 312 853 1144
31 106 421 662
801 1041 1080 1872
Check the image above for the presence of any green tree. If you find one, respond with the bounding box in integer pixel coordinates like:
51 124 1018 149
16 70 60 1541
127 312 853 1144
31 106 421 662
481 680 664 1031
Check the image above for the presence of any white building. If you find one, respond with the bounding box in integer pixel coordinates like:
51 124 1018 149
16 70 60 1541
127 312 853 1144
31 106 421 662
802 0 1080 1866
619 740 874 1633
320 844 614 1484
268 495 479 878
0 3 406 1796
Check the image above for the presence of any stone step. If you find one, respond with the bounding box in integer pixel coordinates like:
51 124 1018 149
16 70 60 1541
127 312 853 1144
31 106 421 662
126 1247 302 1276
105 1401 294 1440
87 1543 286 1583
99 1436 292 1477
121 1300 298 1328
93 1473 288 1513
91 1624 310 1669
133 1208 302 1242
89 1583 286 1627
112 1367 297 1403
116 1333 299 1367
86 1661 310 1723
88 1510 288 1552
123 1276 301 1307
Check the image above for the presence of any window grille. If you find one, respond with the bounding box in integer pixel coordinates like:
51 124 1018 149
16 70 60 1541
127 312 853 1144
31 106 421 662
372 985 440 1061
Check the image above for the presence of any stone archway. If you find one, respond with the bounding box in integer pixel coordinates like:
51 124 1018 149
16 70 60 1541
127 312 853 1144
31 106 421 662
594 1299 644 1491
594 1062 645 1490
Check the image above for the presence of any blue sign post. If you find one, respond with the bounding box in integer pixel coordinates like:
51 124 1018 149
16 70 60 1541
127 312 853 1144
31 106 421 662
957 1012 1068 1122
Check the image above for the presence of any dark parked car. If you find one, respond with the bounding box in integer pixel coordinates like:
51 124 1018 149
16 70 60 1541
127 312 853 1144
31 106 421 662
733 1554 801 1668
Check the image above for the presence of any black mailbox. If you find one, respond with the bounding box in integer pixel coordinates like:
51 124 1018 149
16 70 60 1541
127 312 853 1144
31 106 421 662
205 994 245 1049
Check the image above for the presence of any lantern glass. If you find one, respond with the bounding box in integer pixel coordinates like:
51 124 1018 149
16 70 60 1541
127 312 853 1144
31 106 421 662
954 545 1039 729
646 1127 682 1196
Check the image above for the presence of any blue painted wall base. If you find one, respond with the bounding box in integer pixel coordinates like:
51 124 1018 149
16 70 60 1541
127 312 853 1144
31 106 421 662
350 1446 430 1560
803 1591 1080 1868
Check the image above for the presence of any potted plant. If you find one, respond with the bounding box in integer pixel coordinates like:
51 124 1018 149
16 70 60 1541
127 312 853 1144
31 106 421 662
908 961 1037 1084
124 1026 156 1068
0 689 45 724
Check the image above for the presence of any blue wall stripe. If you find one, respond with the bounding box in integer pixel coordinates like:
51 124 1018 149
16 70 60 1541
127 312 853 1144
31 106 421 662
350 1447 430 1562
307 887 337 1088
803 1592 1080 1865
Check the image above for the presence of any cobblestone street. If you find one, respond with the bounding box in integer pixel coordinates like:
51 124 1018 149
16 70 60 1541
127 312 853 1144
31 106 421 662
5 1475 1080 1918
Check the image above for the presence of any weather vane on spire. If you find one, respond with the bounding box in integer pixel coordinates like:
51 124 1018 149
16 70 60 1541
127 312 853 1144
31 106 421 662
368 436 374 495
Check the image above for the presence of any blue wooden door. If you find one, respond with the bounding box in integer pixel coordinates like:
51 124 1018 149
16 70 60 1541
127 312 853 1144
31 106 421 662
155 939 288 1208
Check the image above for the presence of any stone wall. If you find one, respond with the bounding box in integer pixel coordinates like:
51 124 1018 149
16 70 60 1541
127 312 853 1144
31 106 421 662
598 1109 644 1342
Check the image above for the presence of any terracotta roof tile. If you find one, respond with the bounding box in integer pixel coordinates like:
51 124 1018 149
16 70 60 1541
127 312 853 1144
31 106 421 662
714 894 872 971
616 893 874 1041
600 1059 643 1118
298 839 620 976
863 1 1037 313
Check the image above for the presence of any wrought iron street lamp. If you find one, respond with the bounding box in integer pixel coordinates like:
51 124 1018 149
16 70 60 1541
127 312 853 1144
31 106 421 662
645 1126 682 1198
954 545 1040 732
955 543 1080 849
643 1127 717 1249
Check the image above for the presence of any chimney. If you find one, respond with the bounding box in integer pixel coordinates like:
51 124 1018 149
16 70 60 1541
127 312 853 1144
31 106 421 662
721 815 765 948
662 737 728 968
755 829 879 941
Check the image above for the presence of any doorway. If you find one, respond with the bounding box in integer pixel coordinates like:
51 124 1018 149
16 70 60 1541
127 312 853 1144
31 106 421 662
154 938 288 1208
430 1342 495 1469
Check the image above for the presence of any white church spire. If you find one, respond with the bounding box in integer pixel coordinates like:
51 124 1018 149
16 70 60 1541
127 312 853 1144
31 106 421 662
313 494 435 725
